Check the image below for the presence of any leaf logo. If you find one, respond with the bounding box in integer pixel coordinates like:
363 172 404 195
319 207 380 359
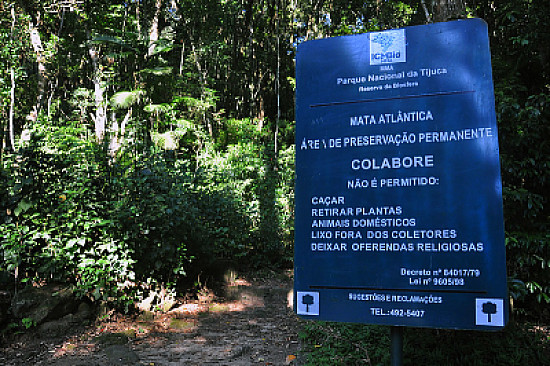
369 29 406 65
371 33 395 52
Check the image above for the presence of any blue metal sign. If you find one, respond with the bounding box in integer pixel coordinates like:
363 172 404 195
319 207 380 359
294 19 508 330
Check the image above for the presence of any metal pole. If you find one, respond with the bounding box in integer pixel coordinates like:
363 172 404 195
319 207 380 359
390 326 403 366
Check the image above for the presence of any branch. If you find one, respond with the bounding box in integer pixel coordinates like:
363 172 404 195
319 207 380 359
420 0 432 23
120 107 132 138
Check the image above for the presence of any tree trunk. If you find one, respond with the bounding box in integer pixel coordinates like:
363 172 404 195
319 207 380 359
109 108 132 157
29 20 46 121
432 0 466 22
9 68 15 151
148 0 163 57
190 39 213 137
89 45 107 143
7 6 16 151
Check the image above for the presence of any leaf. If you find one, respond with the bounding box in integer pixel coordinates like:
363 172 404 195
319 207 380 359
149 40 174 55
138 67 173 76
93 288 101 300
285 354 297 364
90 35 133 49
144 103 172 113
14 200 32 217
111 90 145 109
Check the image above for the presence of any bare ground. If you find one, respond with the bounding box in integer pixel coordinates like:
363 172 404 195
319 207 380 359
0 271 302 366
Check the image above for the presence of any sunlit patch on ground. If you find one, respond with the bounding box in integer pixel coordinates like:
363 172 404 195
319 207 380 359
0 271 301 365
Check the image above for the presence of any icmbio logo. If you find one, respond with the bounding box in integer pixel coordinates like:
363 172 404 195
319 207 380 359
370 29 406 65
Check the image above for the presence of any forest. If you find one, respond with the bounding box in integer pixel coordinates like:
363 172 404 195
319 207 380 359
0 0 548 320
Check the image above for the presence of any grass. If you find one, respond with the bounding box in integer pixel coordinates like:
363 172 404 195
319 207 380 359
299 320 549 365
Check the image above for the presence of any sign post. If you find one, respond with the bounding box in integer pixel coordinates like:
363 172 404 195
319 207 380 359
294 19 508 334
390 326 403 366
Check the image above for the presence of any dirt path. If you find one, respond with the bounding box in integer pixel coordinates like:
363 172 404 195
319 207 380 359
0 272 303 365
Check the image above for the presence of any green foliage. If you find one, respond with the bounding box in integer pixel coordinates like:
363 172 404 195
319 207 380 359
301 321 549 365
276 145 296 265
300 322 390 365
0 119 136 308
112 151 195 283
194 118 294 266
21 317 35 329
0 8 32 149
506 232 550 310
111 90 145 109
484 0 550 312
0 113 294 310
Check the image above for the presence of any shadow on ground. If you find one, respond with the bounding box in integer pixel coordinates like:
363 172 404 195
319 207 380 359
0 271 302 366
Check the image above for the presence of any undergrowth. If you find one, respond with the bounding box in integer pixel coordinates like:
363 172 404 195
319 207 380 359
300 320 549 365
